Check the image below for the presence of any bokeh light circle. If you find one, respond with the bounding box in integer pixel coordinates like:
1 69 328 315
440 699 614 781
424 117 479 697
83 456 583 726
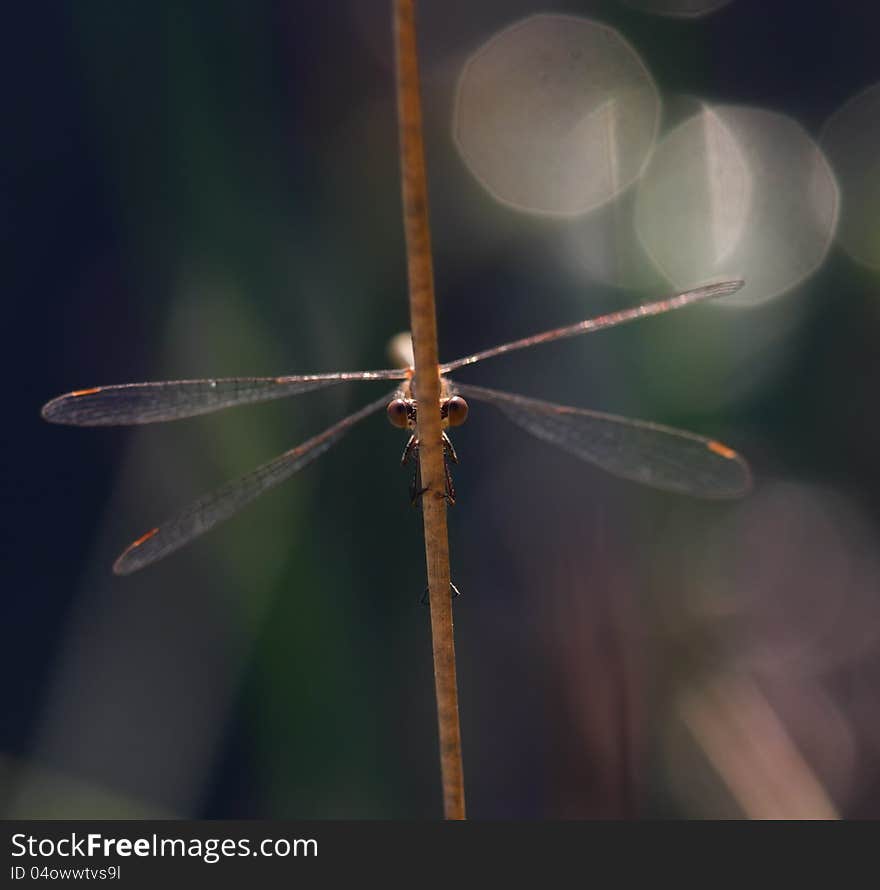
820 83 880 270
635 105 839 306
621 0 734 18
454 14 660 216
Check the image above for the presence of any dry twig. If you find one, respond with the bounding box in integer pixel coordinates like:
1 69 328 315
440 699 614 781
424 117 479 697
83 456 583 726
393 0 466 820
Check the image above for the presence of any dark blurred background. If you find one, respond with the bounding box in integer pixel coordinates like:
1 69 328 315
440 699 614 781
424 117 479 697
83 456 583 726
4 0 880 818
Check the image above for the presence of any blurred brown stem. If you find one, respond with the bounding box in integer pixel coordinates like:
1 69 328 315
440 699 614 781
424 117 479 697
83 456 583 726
393 0 466 820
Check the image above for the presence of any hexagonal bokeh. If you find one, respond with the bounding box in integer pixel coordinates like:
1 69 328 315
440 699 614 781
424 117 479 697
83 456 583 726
635 105 838 306
620 0 734 18
454 14 660 216
821 83 880 270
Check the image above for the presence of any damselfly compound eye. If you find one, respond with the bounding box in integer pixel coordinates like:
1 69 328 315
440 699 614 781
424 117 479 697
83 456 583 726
446 396 469 427
386 398 410 429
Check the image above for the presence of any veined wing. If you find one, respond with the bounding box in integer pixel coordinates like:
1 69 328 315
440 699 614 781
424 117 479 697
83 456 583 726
113 392 392 574
456 383 751 498
41 369 408 426
441 281 744 374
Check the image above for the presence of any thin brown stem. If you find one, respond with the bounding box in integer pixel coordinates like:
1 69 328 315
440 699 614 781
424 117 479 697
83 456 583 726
393 0 465 820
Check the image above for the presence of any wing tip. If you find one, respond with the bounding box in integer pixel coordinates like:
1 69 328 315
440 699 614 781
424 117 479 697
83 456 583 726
113 527 159 575
112 560 132 576
41 388 103 424
735 457 754 497
40 395 68 423
706 441 753 499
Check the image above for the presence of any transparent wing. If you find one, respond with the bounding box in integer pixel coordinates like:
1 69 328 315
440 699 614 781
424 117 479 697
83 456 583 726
441 280 744 373
41 369 408 426
456 383 751 498
113 392 392 574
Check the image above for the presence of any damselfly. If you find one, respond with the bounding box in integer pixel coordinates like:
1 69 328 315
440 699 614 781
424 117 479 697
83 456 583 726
42 280 751 574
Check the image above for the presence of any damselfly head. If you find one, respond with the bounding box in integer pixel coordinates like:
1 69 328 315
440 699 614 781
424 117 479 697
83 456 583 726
386 393 469 432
